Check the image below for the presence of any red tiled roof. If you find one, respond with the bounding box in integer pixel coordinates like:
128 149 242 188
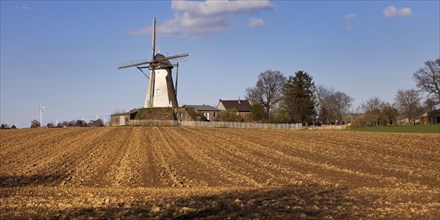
219 100 251 112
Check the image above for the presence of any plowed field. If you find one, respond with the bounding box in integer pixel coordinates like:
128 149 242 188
1 127 439 219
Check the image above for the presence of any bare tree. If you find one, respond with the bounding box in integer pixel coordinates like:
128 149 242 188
424 97 438 112
413 58 440 101
316 85 353 124
394 89 423 123
381 103 399 125
315 85 332 123
359 100 398 126
362 97 384 112
246 70 286 119
361 97 386 126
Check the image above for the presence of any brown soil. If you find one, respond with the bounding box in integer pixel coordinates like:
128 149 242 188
1 127 439 219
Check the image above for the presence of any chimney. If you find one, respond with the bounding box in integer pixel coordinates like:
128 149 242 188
238 97 241 104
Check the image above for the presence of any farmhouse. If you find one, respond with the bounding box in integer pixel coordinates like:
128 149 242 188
217 99 252 121
110 99 253 126
420 109 440 124
186 105 220 121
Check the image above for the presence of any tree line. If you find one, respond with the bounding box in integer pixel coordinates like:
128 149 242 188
30 119 104 128
246 58 440 126
1 124 17 129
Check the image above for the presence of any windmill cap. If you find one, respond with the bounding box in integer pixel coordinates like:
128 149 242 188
154 54 172 67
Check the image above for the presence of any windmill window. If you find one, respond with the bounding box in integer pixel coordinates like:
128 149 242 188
156 89 160 95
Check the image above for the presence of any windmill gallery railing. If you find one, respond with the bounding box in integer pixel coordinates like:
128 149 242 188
128 120 303 129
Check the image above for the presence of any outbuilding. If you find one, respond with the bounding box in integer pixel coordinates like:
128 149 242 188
186 104 220 121
110 109 139 126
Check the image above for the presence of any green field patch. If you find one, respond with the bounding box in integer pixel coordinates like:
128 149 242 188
350 124 440 133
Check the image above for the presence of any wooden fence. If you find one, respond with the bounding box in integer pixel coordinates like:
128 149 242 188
128 120 303 129
306 125 348 130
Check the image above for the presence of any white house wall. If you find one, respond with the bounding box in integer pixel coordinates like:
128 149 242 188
216 102 226 110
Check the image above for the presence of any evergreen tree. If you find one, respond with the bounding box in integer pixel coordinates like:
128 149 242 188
283 71 316 124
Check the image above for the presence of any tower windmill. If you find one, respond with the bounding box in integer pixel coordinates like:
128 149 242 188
118 18 189 108
39 102 45 127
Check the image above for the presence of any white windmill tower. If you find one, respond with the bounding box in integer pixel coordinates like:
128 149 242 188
39 102 45 127
118 18 189 108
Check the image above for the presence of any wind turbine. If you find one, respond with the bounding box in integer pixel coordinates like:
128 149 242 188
39 102 45 128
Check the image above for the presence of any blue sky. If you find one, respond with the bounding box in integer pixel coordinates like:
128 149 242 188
1 0 439 127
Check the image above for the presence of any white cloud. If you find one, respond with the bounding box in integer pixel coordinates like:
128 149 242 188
248 17 265 28
383 5 398 17
171 0 273 15
345 13 356 20
399 7 413 17
131 0 274 37
337 12 356 32
383 5 413 17
14 5 31 10
341 23 353 32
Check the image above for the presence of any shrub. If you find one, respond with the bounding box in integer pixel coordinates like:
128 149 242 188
30 120 40 128
88 119 104 127
218 109 243 122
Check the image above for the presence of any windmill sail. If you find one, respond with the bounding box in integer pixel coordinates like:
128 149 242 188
118 17 188 108
118 59 149 69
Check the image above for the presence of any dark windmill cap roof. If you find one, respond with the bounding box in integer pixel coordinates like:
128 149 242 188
154 53 172 68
